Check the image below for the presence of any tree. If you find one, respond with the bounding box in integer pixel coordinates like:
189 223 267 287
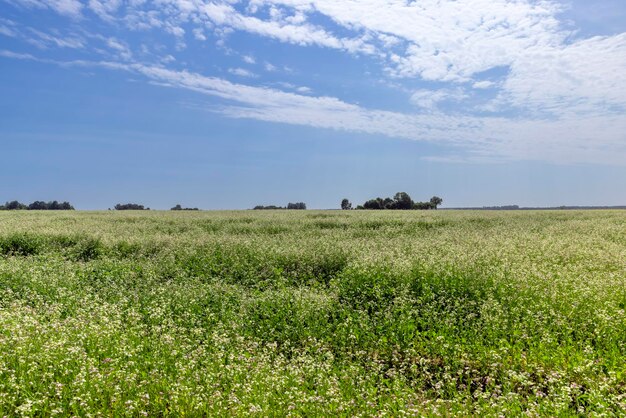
393 192 414 210
171 204 199 211
2 201 27 210
341 198 352 210
360 193 443 210
413 201 432 210
253 205 284 210
28 201 47 210
430 196 443 209
287 202 306 210
26 201 74 210
114 203 146 210
363 198 383 210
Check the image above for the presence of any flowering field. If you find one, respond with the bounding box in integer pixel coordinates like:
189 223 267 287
0 210 625 416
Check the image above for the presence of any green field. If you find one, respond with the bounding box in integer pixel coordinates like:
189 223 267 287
0 210 625 416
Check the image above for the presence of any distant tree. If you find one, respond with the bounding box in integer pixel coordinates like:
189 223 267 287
287 202 306 210
413 201 432 210
341 198 352 210
393 192 414 210
382 197 395 209
363 198 382 210
27 201 74 210
2 201 28 210
171 204 198 211
430 196 443 209
360 193 443 210
253 205 284 210
114 203 146 210
28 201 47 210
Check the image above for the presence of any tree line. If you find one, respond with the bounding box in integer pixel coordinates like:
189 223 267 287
1 196 442 211
114 203 149 210
0 200 74 210
171 204 199 211
253 202 307 210
342 193 442 210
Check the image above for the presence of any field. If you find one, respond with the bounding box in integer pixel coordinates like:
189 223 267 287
0 210 625 416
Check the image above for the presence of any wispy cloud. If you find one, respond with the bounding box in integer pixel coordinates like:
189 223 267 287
410 88 468 110
228 67 258 78
0 24 17 37
0 49 37 60
472 81 495 90
199 2 375 54
104 37 132 61
6 0 83 18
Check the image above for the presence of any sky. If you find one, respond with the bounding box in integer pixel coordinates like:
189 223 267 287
1 0 625 209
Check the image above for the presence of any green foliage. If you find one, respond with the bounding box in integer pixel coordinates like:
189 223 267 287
287 202 306 210
0 232 43 255
253 203 307 210
1 200 28 210
359 192 442 210
114 203 147 210
0 200 74 210
171 204 199 210
0 210 624 416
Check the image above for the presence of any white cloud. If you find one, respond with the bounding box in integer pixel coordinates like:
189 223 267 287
0 49 36 59
277 0 623 116
228 67 257 77
501 33 626 116
473 81 495 89
0 25 17 37
242 54 255 64
106 37 132 60
87 0 122 20
26 28 85 49
199 2 375 54
274 82 311 94
166 25 185 38
161 54 176 63
250 0 566 79
410 88 468 110
296 86 311 94
192 28 207 41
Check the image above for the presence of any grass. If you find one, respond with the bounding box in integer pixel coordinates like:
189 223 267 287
0 210 624 416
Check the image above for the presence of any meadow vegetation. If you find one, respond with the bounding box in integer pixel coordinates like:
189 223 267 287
0 210 624 416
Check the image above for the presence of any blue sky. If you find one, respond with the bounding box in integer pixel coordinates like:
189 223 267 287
1 0 625 209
